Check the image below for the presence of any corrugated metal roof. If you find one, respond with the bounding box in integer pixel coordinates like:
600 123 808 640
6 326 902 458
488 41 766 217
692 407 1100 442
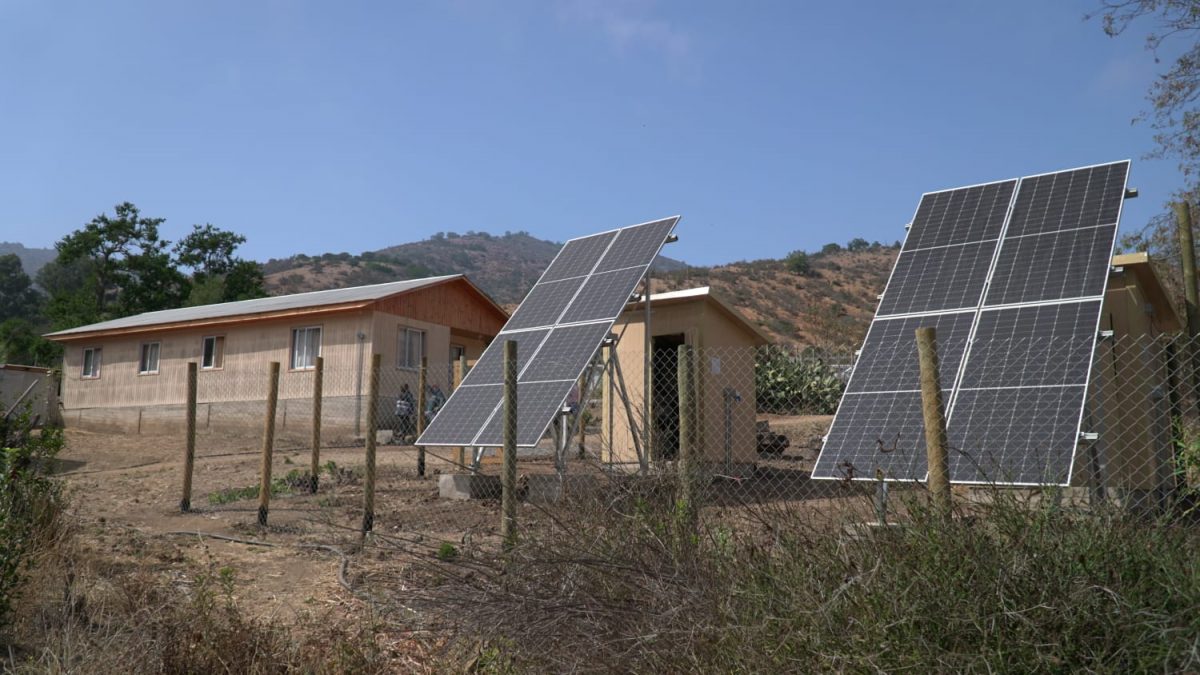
46 275 462 337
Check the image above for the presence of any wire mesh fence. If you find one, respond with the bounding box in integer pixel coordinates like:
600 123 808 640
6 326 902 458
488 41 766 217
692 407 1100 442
55 332 1200 546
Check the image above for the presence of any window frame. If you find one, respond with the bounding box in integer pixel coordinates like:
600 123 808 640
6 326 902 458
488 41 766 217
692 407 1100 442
398 326 426 371
138 341 161 376
290 326 322 371
201 335 225 371
81 346 102 380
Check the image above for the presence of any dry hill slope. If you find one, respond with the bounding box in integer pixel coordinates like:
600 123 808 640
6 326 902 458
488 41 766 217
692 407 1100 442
262 231 897 349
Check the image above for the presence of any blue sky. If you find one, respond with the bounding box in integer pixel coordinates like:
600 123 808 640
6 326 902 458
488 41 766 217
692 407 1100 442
0 1 1183 266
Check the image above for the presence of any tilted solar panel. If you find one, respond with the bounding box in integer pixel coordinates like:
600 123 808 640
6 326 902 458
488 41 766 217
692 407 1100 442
813 161 1130 486
417 216 680 448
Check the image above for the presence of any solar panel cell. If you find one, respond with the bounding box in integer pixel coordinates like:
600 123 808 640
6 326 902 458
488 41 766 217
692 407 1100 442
474 380 577 446
905 180 1016 250
593 218 677 273
504 277 585 331
958 301 1100 389
558 266 647 325
811 391 930 480
519 321 611 383
947 386 1085 484
459 329 550 387
983 225 1117 306
542 232 618 282
847 312 974 394
415 385 502 446
1001 163 1128 238
877 241 997 316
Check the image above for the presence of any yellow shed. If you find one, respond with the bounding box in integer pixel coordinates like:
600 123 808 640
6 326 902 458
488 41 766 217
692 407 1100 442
1075 252 1182 498
601 286 768 473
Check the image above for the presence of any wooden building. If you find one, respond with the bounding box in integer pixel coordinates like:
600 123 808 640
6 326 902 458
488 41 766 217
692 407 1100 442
601 286 768 472
1075 252 1182 499
45 275 507 433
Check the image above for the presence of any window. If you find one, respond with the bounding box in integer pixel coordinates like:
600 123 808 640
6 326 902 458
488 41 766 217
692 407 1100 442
81 347 102 379
139 342 161 375
399 327 425 370
202 335 225 370
291 326 322 370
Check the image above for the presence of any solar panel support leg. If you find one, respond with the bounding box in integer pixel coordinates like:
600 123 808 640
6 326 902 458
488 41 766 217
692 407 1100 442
611 352 647 474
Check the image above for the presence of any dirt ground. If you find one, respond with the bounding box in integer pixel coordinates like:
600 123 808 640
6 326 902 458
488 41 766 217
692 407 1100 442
55 428 508 628
46 414 850 666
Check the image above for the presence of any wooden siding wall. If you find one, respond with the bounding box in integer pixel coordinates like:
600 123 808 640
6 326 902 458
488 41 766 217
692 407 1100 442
606 299 759 469
372 278 505 339
62 310 374 410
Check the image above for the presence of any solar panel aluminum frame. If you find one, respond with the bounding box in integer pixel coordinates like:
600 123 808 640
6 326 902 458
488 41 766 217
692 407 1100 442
418 216 680 448
814 161 1129 486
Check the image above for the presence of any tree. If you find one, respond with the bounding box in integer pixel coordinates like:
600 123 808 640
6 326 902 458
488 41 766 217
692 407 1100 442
174 224 265 305
36 257 102 330
0 255 40 323
0 318 60 367
821 242 843 255
1094 1 1200 176
786 250 813 276
54 202 187 320
847 238 870 252
174 224 245 277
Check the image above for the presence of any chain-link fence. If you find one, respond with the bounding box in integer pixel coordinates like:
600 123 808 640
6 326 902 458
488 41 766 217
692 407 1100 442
56 332 1200 546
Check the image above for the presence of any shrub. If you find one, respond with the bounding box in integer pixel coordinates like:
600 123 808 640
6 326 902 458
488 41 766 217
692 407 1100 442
420 486 1200 673
0 409 64 627
784 250 812 276
754 347 845 414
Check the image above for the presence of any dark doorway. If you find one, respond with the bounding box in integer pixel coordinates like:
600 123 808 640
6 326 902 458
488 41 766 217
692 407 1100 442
651 333 686 460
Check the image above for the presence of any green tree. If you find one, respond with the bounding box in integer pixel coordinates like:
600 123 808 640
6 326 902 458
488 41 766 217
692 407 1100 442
36 257 102 330
0 255 41 323
174 224 265 305
847 237 870 252
820 242 843 255
0 319 60 367
785 250 813 276
54 202 187 320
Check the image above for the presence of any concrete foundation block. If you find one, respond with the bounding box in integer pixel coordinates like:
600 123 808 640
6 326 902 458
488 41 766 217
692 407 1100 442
438 473 502 500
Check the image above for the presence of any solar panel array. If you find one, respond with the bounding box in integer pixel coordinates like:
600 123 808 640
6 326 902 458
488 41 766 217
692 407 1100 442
417 216 680 447
813 161 1130 486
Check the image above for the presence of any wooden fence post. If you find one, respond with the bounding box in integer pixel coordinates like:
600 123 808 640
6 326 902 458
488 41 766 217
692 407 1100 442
455 354 467 468
677 344 697 522
362 353 381 535
258 361 280 527
915 327 951 516
501 340 519 549
180 362 197 512
417 356 428 477
310 356 323 494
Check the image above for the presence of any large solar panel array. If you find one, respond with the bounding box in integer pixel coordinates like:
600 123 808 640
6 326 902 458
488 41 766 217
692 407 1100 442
813 161 1130 486
417 216 680 447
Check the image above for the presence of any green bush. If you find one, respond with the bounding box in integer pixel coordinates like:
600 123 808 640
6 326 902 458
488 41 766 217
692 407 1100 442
754 347 845 414
784 250 812 276
0 409 64 626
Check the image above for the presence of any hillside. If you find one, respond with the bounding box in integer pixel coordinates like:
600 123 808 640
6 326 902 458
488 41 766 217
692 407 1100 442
263 231 896 349
655 246 897 348
0 242 55 277
262 230 685 305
